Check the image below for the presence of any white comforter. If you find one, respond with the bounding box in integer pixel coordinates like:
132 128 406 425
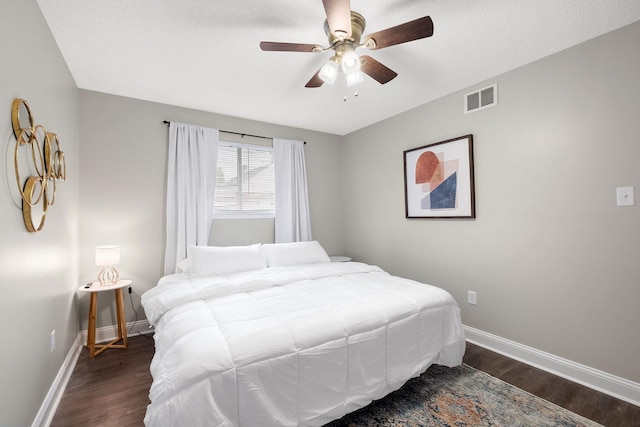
142 262 465 427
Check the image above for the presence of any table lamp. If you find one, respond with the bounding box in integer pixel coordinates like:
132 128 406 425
95 245 120 285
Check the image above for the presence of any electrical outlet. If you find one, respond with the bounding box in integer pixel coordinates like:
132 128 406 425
468 291 477 305
616 186 635 207
50 330 55 352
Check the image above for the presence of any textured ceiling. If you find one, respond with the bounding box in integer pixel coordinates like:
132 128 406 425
37 0 640 135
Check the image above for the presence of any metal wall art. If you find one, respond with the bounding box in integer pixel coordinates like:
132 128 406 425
10 98 66 232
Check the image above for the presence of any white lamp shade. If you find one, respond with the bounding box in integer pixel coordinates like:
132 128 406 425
318 59 339 84
341 49 361 74
95 246 120 266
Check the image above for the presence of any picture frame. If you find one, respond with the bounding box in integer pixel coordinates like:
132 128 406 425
403 134 475 218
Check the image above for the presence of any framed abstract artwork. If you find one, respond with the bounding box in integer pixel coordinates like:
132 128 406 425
404 134 475 218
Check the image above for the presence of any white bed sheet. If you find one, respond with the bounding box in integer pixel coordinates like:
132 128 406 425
142 262 465 427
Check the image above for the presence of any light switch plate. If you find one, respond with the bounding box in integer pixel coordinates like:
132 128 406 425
616 187 635 207
468 291 477 305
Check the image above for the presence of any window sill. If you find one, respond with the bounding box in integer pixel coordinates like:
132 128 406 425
212 212 275 220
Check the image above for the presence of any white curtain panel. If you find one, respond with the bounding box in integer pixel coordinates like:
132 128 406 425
164 122 219 274
273 138 313 243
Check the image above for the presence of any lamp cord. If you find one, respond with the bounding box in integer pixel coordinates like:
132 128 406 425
127 287 138 334
128 286 153 339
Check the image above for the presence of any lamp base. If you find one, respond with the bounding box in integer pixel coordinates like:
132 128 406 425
98 267 119 286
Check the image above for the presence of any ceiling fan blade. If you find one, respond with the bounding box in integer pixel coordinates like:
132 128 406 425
360 55 397 84
363 16 433 50
305 69 325 88
260 41 321 52
322 0 352 38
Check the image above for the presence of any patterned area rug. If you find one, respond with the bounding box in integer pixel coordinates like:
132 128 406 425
325 364 602 426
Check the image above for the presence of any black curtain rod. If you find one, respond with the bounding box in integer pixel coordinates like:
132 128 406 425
162 121 305 144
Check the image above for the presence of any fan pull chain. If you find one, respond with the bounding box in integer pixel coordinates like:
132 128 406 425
343 91 359 102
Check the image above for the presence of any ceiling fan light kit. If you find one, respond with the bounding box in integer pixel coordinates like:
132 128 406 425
260 0 434 89
345 70 364 87
340 49 361 74
319 57 339 84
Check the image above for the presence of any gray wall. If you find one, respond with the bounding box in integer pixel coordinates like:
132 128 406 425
78 90 344 330
0 1 80 425
342 21 640 383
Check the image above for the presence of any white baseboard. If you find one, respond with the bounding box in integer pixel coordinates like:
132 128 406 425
36 320 153 427
464 325 640 407
32 335 82 427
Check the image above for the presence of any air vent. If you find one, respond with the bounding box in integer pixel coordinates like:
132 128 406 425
465 83 497 114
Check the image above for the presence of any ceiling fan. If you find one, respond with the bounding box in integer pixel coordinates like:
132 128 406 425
259 0 434 88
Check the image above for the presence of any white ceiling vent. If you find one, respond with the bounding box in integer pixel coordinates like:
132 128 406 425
465 83 497 114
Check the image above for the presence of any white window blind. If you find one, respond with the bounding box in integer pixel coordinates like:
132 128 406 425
214 142 275 218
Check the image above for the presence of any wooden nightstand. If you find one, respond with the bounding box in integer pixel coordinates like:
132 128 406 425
79 279 131 358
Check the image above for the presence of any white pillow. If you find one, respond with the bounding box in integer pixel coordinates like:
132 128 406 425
188 244 267 276
262 241 330 267
176 258 191 273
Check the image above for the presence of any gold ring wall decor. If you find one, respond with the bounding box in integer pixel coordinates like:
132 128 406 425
10 98 66 232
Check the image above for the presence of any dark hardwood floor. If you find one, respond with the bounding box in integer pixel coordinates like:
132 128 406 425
51 336 640 426
51 334 155 427
463 343 640 427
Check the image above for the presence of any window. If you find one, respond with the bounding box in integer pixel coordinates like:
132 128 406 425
214 142 275 218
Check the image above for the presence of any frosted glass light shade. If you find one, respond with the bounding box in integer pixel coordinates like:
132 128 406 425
345 71 364 87
319 59 339 84
341 49 361 74
95 246 120 266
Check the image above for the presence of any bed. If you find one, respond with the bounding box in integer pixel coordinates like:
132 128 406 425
141 241 465 426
